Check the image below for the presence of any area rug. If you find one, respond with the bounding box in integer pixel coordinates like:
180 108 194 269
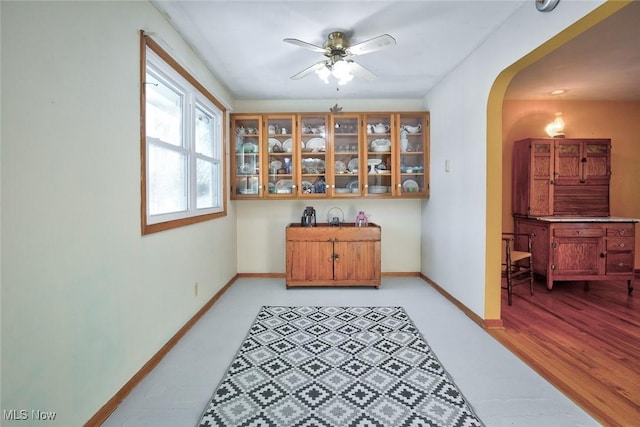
197 306 483 426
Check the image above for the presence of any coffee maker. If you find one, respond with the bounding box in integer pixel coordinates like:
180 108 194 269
301 206 316 227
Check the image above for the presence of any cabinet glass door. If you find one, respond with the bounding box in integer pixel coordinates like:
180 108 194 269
299 114 329 197
265 115 295 197
397 112 429 197
331 114 361 196
363 113 394 196
231 115 262 198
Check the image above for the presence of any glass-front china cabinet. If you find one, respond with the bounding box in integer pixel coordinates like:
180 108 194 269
397 112 429 197
330 114 361 196
265 115 296 197
230 111 429 199
298 114 329 198
231 115 262 198
363 113 394 196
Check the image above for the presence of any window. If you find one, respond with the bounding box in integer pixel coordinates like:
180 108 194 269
141 34 226 234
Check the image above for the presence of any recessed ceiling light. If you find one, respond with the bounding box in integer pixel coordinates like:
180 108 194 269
550 89 566 95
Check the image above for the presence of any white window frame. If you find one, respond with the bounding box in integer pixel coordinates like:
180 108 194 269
141 35 226 234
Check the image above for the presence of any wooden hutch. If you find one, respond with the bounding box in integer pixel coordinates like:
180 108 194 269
512 138 636 293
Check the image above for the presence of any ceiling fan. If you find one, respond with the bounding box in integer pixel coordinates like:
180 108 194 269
284 31 396 85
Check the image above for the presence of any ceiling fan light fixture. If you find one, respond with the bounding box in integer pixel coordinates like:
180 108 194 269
315 64 331 84
332 60 353 85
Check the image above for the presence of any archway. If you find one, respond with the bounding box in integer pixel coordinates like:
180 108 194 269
484 0 632 323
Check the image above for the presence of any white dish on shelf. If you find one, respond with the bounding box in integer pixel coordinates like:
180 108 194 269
402 179 420 192
347 179 359 190
301 158 325 174
268 138 282 152
335 188 350 194
347 158 359 172
242 142 259 153
275 179 293 193
369 185 387 194
335 160 347 173
306 137 326 151
239 189 258 195
370 138 391 152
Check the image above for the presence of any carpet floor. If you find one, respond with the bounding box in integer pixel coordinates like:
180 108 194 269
197 306 483 426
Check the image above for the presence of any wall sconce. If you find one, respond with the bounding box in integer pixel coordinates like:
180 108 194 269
545 112 565 138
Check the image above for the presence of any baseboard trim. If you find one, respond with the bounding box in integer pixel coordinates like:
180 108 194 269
419 273 504 330
237 272 286 278
84 274 239 426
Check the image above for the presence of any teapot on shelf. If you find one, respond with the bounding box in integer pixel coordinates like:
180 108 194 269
369 123 390 134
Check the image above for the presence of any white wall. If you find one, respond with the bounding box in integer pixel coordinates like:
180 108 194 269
422 0 605 316
1 1 236 424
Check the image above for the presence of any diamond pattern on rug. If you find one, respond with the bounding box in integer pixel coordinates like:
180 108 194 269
198 306 484 427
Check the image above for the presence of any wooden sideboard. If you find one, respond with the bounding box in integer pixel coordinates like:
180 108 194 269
515 216 636 293
285 223 381 288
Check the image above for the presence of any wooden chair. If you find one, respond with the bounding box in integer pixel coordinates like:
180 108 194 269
502 233 534 305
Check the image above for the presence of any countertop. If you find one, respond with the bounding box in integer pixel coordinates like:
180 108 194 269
532 216 639 223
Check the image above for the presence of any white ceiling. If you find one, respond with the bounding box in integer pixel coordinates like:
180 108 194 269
151 0 640 102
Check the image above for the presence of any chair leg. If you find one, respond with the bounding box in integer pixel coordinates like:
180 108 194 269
506 267 513 306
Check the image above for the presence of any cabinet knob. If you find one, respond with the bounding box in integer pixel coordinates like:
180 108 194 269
619 243 626 248
600 253 606 258
618 262 626 267
618 229 626 235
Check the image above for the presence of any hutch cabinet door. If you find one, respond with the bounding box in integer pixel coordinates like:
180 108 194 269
333 241 381 282
330 114 362 196
265 114 296 198
583 140 611 184
362 113 394 196
396 112 430 197
554 139 611 185
298 114 330 198
530 140 554 215
550 224 605 276
286 240 334 282
231 115 263 198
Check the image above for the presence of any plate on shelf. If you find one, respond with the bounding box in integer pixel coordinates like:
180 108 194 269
347 179 359 190
335 188 351 194
402 179 419 192
282 138 293 152
275 179 293 193
335 160 347 173
268 138 282 152
347 158 359 172
306 137 326 151
269 160 282 171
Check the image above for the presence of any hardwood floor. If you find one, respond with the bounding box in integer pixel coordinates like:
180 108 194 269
489 274 640 426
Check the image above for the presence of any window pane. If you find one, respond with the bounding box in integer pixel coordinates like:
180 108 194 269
146 71 183 146
195 105 214 157
148 144 187 215
196 158 217 209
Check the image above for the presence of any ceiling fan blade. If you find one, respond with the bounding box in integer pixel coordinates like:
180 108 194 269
348 61 377 81
290 61 327 80
283 38 327 54
346 34 396 56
